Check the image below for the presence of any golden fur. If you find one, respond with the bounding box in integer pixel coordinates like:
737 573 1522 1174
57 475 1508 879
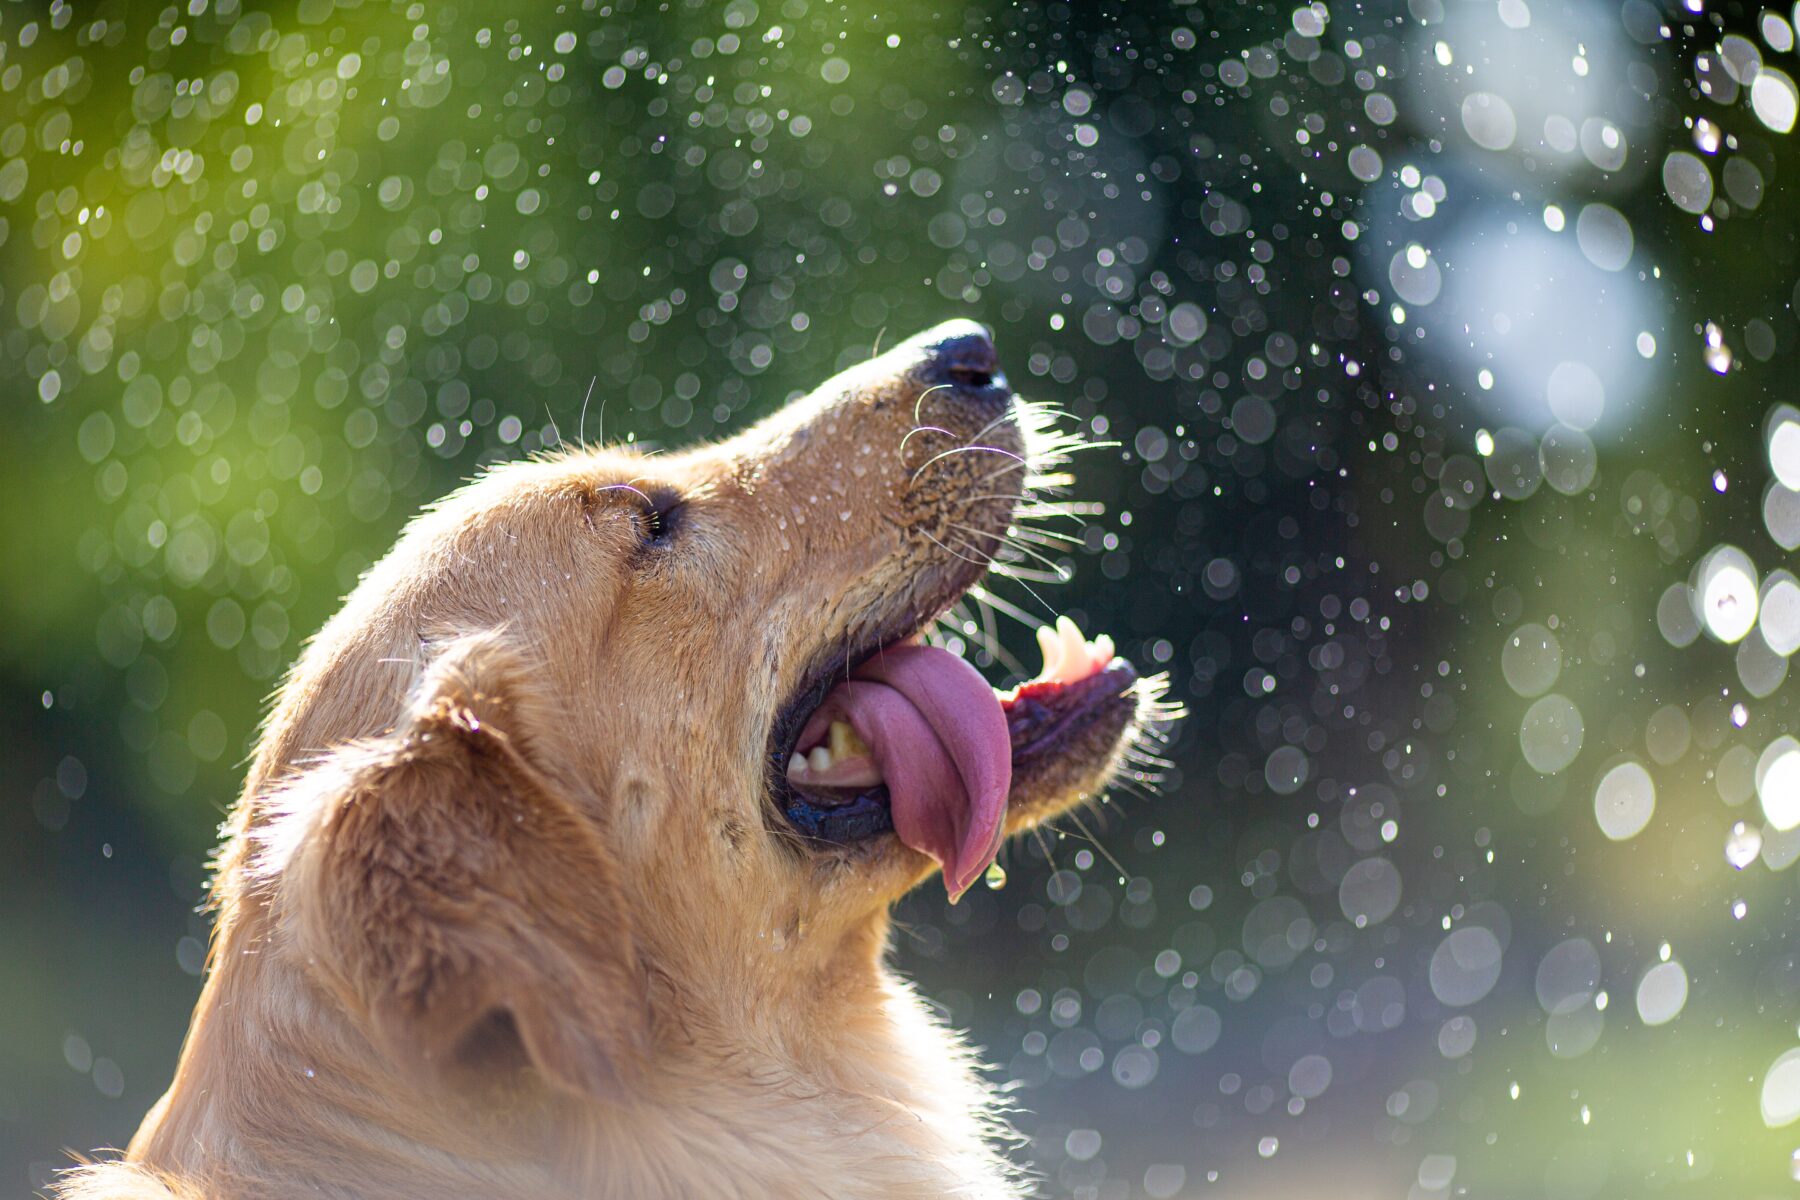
56 327 1152 1199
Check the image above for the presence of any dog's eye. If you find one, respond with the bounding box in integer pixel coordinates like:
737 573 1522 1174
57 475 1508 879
638 493 682 548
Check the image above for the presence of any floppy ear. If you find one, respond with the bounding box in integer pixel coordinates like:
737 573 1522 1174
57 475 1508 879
267 636 649 1102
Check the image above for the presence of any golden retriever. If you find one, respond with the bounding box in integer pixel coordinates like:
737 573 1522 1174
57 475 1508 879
57 321 1167 1200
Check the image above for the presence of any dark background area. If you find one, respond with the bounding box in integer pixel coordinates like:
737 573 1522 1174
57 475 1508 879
4 0 1799 1196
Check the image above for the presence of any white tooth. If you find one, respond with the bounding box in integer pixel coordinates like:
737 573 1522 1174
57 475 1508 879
1036 623 1065 680
1092 634 1115 667
788 754 808 777
1058 616 1086 673
808 746 833 772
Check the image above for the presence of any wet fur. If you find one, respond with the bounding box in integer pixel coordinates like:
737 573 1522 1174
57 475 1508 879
54 330 1151 1200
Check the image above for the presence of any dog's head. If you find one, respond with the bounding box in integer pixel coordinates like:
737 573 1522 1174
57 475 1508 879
246 321 1166 1103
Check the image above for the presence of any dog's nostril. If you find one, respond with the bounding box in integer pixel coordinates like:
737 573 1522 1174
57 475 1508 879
947 365 994 390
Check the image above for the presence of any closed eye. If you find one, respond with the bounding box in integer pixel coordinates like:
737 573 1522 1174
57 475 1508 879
637 489 683 548
586 484 684 551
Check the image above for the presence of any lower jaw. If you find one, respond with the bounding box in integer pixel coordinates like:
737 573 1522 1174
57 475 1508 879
784 787 894 842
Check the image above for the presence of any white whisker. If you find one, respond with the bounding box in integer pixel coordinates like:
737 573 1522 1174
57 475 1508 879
978 597 1024 675
899 424 955 454
913 444 1028 484
986 561 1074 585
920 530 997 571
1063 809 1130 881
576 375 598 448
1006 525 1083 548
947 521 1071 579
912 382 954 427
965 406 1020 448
966 585 1042 629
945 535 1058 618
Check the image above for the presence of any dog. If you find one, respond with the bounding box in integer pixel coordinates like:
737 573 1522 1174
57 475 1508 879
57 321 1167 1199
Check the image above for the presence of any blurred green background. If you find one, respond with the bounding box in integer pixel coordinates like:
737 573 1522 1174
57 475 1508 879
4 0 1800 1196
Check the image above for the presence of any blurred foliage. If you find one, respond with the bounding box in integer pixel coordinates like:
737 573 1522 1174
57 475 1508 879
4 0 1800 1196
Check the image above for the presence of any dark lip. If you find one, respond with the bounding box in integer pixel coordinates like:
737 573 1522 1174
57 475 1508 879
1005 667 1137 758
764 601 944 843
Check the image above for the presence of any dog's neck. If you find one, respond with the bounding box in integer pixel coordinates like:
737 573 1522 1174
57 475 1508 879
126 900 1020 1200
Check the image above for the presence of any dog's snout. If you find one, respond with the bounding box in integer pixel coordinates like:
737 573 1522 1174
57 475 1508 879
912 320 1009 401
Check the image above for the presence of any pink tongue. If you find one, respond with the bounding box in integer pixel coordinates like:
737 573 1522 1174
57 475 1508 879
797 645 1011 899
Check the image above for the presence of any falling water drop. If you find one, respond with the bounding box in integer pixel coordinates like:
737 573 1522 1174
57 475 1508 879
1726 821 1764 869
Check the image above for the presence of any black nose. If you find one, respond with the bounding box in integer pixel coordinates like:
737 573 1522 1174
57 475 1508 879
915 320 1009 399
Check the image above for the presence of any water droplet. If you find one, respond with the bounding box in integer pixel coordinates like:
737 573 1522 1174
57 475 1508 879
1726 821 1764 868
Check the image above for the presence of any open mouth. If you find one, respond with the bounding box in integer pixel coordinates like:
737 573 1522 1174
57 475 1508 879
769 612 1141 900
